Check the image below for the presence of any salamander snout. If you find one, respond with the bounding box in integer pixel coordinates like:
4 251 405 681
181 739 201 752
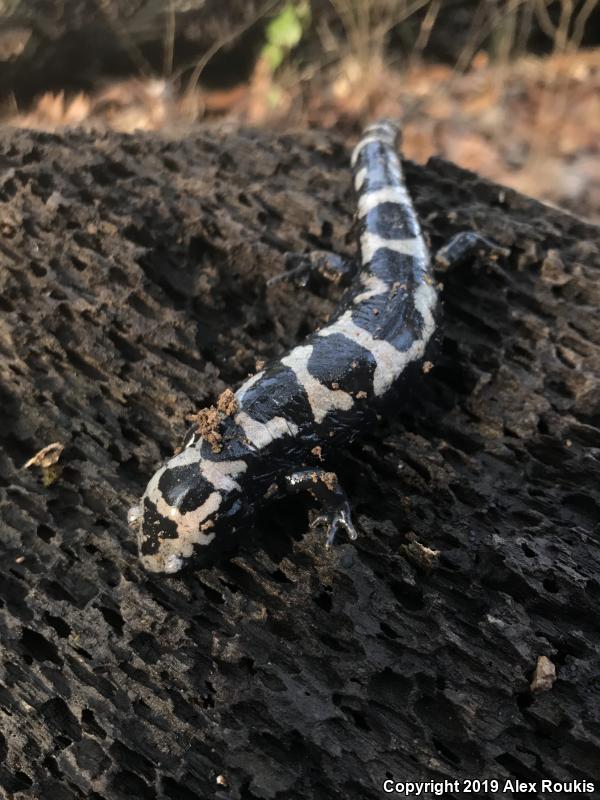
128 446 248 574
128 502 185 574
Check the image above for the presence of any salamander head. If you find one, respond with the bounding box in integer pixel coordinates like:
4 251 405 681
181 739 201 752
128 445 248 574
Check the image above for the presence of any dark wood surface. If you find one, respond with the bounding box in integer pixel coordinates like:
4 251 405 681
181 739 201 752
0 124 599 799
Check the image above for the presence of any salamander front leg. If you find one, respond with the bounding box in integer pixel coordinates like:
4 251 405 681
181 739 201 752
284 469 358 547
435 232 510 271
267 251 356 289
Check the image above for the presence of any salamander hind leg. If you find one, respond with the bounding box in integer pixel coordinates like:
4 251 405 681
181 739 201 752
284 469 358 548
435 231 510 272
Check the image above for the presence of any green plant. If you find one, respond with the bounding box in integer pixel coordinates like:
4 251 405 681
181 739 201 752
261 1 311 71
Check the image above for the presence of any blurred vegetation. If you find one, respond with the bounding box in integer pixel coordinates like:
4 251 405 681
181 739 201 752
0 0 598 219
262 2 311 71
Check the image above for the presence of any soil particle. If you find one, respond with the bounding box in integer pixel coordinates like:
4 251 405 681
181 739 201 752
216 387 238 417
320 471 338 492
191 405 223 453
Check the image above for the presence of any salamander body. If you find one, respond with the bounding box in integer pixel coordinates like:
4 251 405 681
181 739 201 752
129 120 438 573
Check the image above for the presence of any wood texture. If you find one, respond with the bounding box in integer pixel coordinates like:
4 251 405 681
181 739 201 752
0 125 599 799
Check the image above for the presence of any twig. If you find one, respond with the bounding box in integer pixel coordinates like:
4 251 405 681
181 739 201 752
571 0 599 48
163 0 176 77
94 0 154 78
412 0 441 58
177 0 280 98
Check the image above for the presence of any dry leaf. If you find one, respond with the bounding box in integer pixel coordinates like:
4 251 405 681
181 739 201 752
530 655 557 693
23 442 64 470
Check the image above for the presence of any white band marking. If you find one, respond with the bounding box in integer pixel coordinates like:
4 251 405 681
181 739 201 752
235 371 265 404
235 411 299 450
281 345 353 423
360 231 427 265
354 166 367 192
320 280 437 396
358 186 411 216
352 274 388 304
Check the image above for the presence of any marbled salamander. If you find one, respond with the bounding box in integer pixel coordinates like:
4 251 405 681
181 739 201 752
129 120 438 573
